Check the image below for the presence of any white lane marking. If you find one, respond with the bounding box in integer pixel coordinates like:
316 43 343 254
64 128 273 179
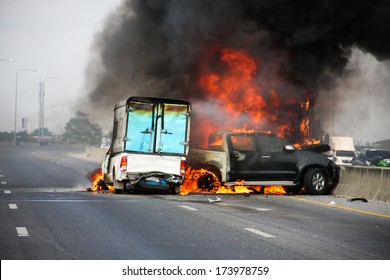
4 190 11 194
1 181 7 185
9 204 18 209
0 174 4 177
255 208 271 211
180 205 199 211
244 228 275 238
16 227 29 237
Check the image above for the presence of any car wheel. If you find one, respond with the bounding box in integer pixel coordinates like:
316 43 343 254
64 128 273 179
194 164 222 192
197 173 218 191
114 180 124 194
113 171 124 194
169 184 181 195
304 168 328 195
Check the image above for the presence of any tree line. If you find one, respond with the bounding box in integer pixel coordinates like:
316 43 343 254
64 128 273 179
0 111 103 146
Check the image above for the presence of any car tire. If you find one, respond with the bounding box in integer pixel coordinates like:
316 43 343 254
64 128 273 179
114 180 124 194
304 168 328 195
113 171 124 194
171 184 181 195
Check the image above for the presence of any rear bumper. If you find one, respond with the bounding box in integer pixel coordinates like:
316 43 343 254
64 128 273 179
126 171 183 190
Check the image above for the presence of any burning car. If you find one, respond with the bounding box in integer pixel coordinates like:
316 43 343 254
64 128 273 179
101 96 191 194
183 130 337 195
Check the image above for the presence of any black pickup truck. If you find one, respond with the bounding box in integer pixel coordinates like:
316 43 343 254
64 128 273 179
188 131 337 195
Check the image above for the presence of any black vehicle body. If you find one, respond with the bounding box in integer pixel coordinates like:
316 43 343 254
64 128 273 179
188 131 337 195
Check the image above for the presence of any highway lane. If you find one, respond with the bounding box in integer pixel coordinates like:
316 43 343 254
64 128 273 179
0 143 389 260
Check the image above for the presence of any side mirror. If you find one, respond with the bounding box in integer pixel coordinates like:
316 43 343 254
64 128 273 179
283 145 295 153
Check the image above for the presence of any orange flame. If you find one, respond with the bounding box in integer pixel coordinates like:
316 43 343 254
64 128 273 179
264 186 287 195
87 168 114 192
180 167 286 195
192 44 318 149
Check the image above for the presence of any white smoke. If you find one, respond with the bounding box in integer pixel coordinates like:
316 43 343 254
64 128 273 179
316 47 390 144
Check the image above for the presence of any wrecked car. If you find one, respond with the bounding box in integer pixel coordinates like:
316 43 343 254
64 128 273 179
352 149 390 167
187 131 337 195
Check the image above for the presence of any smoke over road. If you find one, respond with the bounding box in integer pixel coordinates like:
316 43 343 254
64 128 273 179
83 0 390 144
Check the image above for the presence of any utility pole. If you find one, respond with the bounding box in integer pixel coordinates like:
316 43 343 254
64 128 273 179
38 77 61 145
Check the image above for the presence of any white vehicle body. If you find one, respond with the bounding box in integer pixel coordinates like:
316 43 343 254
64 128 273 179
329 136 356 165
102 96 191 194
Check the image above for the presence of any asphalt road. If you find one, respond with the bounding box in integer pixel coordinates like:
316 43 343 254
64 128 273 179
1 143 390 260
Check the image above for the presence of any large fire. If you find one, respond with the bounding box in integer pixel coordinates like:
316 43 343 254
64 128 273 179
192 44 315 149
181 44 318 195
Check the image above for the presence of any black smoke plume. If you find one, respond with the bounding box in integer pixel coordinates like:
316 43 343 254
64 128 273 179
84 0 390 146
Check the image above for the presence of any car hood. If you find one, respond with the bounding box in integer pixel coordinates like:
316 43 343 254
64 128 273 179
301 144 331 154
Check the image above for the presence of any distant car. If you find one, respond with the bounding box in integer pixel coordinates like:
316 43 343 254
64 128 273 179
332 150 357 166
352 149 390 167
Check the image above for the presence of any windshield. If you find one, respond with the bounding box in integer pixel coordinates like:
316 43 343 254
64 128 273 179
365 150 390 159
335 150 356 157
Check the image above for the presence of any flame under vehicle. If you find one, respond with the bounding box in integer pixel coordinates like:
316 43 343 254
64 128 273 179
187 131 337 195
102 96 191 194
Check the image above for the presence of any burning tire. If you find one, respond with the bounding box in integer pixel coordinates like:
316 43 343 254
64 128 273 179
304 168 328 195
196 164 222 191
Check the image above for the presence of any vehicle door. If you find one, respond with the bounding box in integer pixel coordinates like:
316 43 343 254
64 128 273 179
155 103 190 155
227 133 260 181
257 134 298 181
125 101 156 153
125 100 190 155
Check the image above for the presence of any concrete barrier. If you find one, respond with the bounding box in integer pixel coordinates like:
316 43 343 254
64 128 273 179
332 165 390 203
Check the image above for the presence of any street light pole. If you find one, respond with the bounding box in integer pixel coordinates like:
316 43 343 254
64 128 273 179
14 69 37 144
39 76 61 144
0 58 13 62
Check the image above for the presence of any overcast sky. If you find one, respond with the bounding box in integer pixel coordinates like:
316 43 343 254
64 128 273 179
1 0 389 144
0 0 121 135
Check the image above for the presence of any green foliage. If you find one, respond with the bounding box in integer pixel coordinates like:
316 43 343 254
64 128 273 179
30 128 52 137
63 111 102 145
0 131 13 142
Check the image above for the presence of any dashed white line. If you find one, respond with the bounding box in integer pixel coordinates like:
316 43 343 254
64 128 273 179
16 227 29 237
4 190 11 194
1 181 7 185
244 228 275 238
180 205 199 211
9 204 18 210
0 174 4 177
255 208 271 211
